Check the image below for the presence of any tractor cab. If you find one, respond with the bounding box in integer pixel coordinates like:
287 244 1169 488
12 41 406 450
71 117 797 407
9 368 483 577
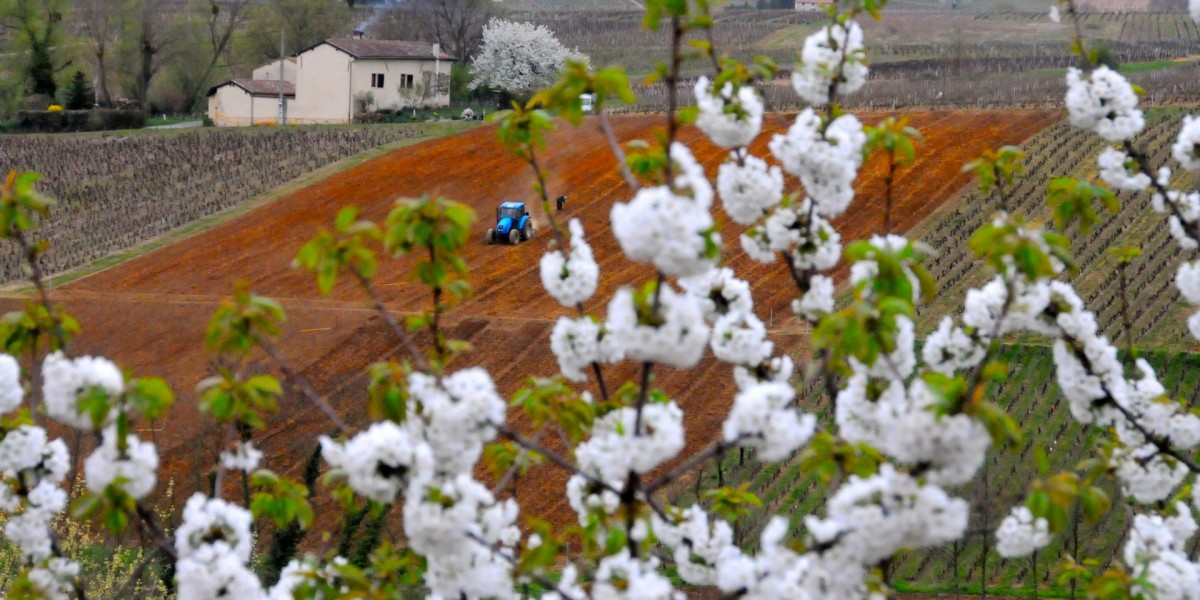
486 201 535 245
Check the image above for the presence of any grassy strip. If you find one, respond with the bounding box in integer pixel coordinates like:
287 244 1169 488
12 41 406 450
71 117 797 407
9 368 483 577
13 121 480 292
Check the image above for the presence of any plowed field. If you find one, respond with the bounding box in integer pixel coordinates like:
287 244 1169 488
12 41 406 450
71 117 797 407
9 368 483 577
12 110 1060 526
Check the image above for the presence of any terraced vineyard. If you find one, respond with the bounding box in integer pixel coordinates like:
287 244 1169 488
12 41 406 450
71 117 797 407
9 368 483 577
675 345 1200 593
662 107 1200 594
911 107 1200 349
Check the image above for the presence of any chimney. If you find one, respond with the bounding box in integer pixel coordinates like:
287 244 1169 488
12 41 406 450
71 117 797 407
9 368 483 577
432 43 440 58
353 27 366 39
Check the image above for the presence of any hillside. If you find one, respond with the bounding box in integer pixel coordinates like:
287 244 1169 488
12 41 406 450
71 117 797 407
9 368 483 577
911 108 1198 349
2 110 1058 526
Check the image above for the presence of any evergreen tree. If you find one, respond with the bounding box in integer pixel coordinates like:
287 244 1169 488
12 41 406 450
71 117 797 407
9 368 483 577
64 70 91 110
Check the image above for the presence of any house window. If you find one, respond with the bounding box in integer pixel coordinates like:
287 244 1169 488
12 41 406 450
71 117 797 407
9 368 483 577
400 74 415 89
371 73 385 88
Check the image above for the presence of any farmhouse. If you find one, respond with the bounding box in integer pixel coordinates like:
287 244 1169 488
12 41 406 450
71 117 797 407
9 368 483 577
794 0 833 9
205 79 296 127
206 38 455 127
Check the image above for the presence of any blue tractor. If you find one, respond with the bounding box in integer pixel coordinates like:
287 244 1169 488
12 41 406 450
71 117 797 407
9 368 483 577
486 201 535 245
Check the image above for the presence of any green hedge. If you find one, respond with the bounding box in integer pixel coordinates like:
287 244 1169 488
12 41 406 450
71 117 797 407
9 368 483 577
13 109 146 133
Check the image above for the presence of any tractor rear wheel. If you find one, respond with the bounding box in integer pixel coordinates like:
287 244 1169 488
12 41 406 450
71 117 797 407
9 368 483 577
508 229 520 245
485 228 495 245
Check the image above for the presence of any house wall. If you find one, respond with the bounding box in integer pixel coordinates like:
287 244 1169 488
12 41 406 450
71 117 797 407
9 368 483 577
207 87 289 127
208 86 250 127
252 59 297 84
350 57 452 112
290 44 354 124
213 43 456 126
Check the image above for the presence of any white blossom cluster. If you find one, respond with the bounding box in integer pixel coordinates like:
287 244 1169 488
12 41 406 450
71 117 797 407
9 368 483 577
1174 115 1200 171
808 466 968 564
219 441 263 473
849 234 928 305
1160 189 1200 250
84 426 159 500
1177 261 1200 341
724 382 816 461
0 359 79 599
0 425 70 562
269 557 349 600
1064 66 1145 141
739 200 840 324
605 284 710 368
565 402 686 526
41 351 124 430
710 469 966 599
837 373 989 486
710 312 772 366
0 355 21 413
314 363 521 598
793 274 835 322
792 21 868 106
680 267 753 321
1122 506 1200 600
741 199 842 269
540 218 599 307
769 110 867 217
575 402 685 485
611 144 717 278
717 152 784 226
694 77 764 149
405 474 520 599
1097 147 1150 192
593 551 683 600
470 19 589 93
405 368 506 475
653 506 736 586
25 558 80 600
550 316 621 382
320 421 433 504
174 493 262 600
994 506 1050 558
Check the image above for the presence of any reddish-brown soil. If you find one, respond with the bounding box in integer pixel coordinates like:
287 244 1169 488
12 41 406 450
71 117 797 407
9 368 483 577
13 110 1061 527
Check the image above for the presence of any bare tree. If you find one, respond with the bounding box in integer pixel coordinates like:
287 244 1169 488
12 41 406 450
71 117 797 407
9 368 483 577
74 0 130 106
408 0 491 65
179 0 251 111
0 0 67 97
116 0 171 109
236 0 352 69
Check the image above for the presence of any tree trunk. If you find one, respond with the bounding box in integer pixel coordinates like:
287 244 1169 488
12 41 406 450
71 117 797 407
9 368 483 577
137 32 155 109
96 45 112 107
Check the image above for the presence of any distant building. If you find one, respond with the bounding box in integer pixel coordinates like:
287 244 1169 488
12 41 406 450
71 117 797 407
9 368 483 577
794 0 834 9
206 79 296 127
206 39 455 127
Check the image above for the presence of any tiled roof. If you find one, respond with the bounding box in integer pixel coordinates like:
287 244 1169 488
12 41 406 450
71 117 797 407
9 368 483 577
322 38 456 61
208 79 296 97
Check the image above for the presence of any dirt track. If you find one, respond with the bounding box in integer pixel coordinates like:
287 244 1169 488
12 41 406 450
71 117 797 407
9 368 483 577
18 110 1061 526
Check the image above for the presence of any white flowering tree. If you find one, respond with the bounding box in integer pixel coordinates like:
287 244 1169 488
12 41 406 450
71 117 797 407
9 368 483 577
470 19 588 100
7 0 1200 597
